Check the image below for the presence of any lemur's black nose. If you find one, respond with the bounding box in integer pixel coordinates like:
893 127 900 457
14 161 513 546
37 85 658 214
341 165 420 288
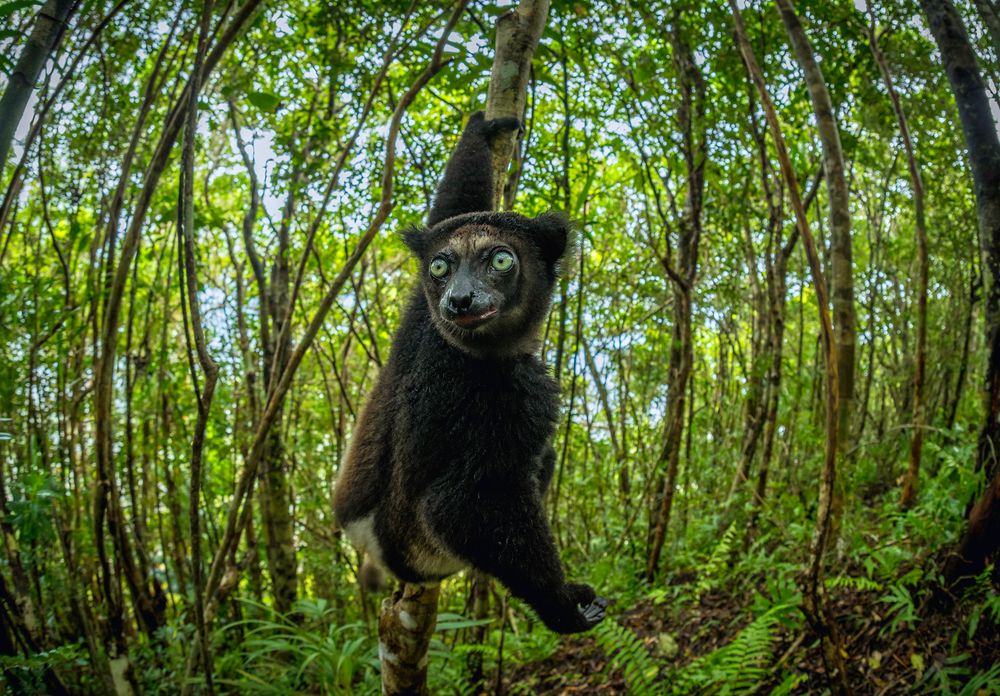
448 291 473 314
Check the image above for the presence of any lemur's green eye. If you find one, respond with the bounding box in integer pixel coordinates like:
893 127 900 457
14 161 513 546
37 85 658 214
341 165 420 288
429 258 449 278
491 250 515 272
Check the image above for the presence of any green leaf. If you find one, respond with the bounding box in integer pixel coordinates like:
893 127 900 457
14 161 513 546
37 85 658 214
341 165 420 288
75 234 90 254
434 613 493 631
634 52 655 84
0 1 41 19
247 91 280 113
968 604 982 640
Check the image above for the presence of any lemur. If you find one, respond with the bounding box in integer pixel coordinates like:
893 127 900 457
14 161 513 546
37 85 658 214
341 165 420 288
334 111 608 634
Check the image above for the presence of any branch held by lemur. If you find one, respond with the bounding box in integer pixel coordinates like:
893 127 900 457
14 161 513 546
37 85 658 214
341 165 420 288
484 0 550 210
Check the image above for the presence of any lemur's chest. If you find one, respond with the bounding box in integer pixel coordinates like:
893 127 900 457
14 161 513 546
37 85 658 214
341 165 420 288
394 350 559 469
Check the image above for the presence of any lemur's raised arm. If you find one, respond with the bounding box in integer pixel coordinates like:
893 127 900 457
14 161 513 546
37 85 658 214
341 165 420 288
427 111 520 226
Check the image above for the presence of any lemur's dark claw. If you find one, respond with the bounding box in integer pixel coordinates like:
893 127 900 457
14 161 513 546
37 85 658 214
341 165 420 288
580 596 609 625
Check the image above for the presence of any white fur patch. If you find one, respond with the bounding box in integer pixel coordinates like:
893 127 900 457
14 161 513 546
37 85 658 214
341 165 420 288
408 544 467 578
412 504 468 578
344 511 467 580
343 514 386 567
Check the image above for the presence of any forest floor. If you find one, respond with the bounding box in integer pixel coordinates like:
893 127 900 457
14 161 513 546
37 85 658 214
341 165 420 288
505 566 1000 694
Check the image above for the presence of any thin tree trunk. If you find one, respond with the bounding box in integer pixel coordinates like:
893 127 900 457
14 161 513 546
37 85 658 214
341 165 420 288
867 7 930 509
0 0 76 169
857 208 884 441
919 0 1000 586
378 584 441 696
749 253 789 543
177 0 217 689
729 3 850 693
645 16 706 581
484 0 549 208
582 335 624 482
947 268 979 429
551 249 586 543
729 221 770 501
744 97 800 545
260 165 304 616
775 0 856 542
646 289 692 580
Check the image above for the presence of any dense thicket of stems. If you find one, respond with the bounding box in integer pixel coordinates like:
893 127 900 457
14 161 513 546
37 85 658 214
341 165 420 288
1 1 997 691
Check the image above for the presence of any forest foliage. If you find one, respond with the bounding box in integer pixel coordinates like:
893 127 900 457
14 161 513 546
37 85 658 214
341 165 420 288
1 0 1000 693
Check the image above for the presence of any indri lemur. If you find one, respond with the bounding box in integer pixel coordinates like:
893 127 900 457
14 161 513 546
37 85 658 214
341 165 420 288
334 111 607 634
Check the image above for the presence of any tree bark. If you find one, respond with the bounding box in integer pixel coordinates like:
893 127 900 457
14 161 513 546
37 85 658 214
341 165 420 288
378 584 441 696
748 245 791 542
0 0 76 169
260 164 304 617
743 100 806 545
919 0 1000 585
729 3 850 693
729 221 770 502
484 0 549 211
947 268 979 430
775 0 856 537
177 0 218 689
646 287 693 580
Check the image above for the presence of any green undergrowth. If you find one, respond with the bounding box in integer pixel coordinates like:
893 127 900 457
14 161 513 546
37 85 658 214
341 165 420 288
581 433 1000 695
49 434 992 696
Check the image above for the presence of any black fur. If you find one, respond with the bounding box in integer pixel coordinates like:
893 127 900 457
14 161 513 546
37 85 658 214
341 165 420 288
334 112 607 634
426 110 521 227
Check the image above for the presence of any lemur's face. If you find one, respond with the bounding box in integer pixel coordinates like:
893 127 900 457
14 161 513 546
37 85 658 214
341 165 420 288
419 224 550 356
403 212 570 357
427 228 518 328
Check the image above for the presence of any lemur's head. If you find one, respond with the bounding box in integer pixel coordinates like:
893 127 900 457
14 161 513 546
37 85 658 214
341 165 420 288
403 211 571 358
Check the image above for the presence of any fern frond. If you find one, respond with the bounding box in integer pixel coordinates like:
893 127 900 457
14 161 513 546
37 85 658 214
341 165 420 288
593 619 659 695
696 522 738 599
670 603 795 695
825 575 882 592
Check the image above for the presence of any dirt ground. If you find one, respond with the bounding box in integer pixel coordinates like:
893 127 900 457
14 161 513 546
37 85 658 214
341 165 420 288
505 575 1000 694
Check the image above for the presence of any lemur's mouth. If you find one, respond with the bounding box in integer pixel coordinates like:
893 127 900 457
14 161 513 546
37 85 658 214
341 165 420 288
450 307 498 330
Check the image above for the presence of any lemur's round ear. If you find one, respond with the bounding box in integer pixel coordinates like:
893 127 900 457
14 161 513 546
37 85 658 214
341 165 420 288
400 225 427 257
532 212 572 267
